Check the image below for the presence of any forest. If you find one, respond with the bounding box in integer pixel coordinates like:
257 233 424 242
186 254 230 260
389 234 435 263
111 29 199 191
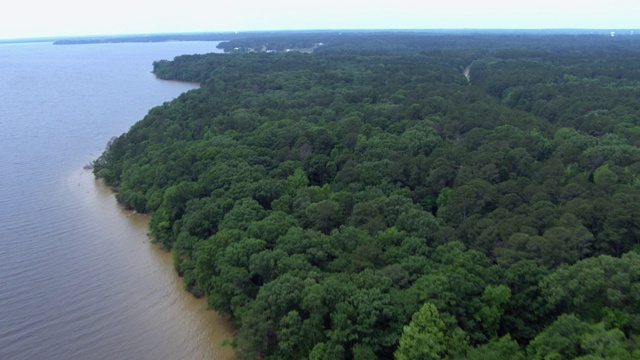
94 32 640 359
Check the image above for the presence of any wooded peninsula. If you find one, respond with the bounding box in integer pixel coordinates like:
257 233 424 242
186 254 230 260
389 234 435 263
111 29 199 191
94 32 640 359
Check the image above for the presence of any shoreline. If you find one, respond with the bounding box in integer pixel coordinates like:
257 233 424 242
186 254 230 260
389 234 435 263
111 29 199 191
78 168 237 359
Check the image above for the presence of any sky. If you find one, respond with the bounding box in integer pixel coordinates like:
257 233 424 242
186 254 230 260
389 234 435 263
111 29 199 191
1 0 639 40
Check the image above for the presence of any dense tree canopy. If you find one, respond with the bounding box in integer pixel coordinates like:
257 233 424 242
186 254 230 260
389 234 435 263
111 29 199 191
95 32 640 359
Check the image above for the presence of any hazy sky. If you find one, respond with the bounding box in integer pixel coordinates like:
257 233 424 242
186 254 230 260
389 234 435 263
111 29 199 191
1 0 638 40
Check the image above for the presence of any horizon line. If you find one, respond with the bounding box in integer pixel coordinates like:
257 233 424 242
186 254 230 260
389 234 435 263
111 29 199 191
2 28 638 43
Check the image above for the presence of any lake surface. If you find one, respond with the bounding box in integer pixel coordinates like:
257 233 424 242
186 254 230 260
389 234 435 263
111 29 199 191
0 41 235 359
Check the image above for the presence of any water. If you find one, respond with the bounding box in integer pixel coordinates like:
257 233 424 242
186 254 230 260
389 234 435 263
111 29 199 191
0 41 235 359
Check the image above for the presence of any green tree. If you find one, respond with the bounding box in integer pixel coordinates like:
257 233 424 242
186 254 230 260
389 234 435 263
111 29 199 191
218 198 266 231
476 284 511 338
395 302 465 360
464 335 525 360
306 200 343 234
527 314 590 360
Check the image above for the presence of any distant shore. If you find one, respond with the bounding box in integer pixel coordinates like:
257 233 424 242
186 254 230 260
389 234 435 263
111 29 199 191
52 33 233 45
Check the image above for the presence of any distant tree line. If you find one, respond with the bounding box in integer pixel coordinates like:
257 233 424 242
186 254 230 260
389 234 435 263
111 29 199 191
52 32 235 45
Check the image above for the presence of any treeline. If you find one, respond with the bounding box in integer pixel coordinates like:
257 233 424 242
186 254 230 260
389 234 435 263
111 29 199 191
52 32 237 45
95 33 640 359
216 31 640 54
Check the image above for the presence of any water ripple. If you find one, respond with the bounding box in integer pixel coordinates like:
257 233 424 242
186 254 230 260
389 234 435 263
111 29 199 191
0 41 234 360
